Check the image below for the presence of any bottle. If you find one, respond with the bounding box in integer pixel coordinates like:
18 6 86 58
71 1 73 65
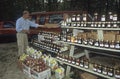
110 40 115 49
68 56 72 63
101 15 106 28
64 55 68 62
84 58 89 69
71 14 76 22
115 41 120 49
115 69 120 79
99 40 104 47
102 66 108 75
72 57 76 65
94 39 99 47
104 40 110 48
93 63 98 72
76 14 81 22
97 64 102 73
77 37 82 44
88 39 94 46
82 39 88 45
80 58 84 67
107 67 114 77
76 58 80 66
112 14 118 28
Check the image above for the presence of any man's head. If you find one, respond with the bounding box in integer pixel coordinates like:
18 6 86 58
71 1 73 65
22 10 30 19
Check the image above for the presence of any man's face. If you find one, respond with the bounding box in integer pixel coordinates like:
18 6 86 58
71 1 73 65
24 12 30 19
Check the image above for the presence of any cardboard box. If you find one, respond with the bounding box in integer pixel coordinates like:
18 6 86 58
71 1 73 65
103 33 116 41
45 23 58 28
77 32 86 39
116 34 120 41
80 72 98 79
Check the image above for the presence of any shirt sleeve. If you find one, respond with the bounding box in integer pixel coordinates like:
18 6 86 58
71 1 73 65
29 21 39 28
16 19 23 32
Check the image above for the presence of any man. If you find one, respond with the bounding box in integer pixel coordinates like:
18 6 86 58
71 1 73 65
16 10 44 57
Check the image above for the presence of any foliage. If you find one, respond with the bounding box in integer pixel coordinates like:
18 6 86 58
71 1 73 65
0 0 119 21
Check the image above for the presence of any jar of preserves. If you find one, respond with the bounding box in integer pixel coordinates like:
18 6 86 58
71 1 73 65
107 67 114 77
80 58 84 67
115 41 120 49
102 66 108 75
110 40 115 49
93 63 98 72
72 57 76 65
99 40 104 47
115 69 120 79
76 58 80 66
97 64 102 73
76 14 81 22
94 39 99 47
104 40 110 48
84 58 89 69
71 15 76 22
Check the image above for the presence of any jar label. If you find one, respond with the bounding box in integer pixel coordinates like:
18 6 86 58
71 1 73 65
101 18 105 21
72 18 75 21
68 60 71 63
84 65 88 68
103 71 107 75
97 69 102 73
95 43 99 46
80 64 83 67
91 24 94 27
78 41 82 44
76 63 79 65
113 24 117 27
93 68 97 71
108 72 113 76
107 24 111 27
81 24 83 26
104 44 109 47
100 44 104 47
83 17 86 21
72 61 75 64
98 24 101 27
113 17 117 21
115 75 120 78
110 15 113 19
115 45 120 48
77 18 80 21
110 45 114 48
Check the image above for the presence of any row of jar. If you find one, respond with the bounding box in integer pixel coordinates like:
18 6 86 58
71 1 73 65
65 12 118 23
60 36 120 49
62 21 119 28
31 40 62 53
56 54 120 78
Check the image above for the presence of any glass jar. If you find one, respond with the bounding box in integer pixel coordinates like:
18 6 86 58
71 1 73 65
115 69 120 79
102 66 108 75
88 39 94 46
76 58 80 66
104 40 110 48
71 15 76 22
83 39 88 45
94 39 99 47
101 15 106 22
84 58 89 69
80 58 84 67
72 57 76 65
99 40 104 47
93 63 98 72
83 13 87 22
110 40 115 49
77 37 82 44
115 41 120 49
76 14 81 22
107 67 114 77
97 64 102 73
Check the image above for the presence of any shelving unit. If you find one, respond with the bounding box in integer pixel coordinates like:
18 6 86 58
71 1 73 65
55 58 115 79
58 19 120 78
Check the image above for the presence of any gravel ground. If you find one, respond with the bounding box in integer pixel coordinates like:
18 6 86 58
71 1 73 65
0 42 27 79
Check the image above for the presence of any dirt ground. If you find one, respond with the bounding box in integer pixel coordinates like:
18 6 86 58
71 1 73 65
0 42 69 79
0 42 27 79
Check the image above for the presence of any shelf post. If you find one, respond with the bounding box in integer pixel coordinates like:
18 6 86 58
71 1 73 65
97 30 104 40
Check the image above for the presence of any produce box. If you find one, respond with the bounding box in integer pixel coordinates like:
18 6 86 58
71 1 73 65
55 66 65 79
116 34 120 41
22 63 31 78
103 33 116 41
80 72 98 79
31 68 51 79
